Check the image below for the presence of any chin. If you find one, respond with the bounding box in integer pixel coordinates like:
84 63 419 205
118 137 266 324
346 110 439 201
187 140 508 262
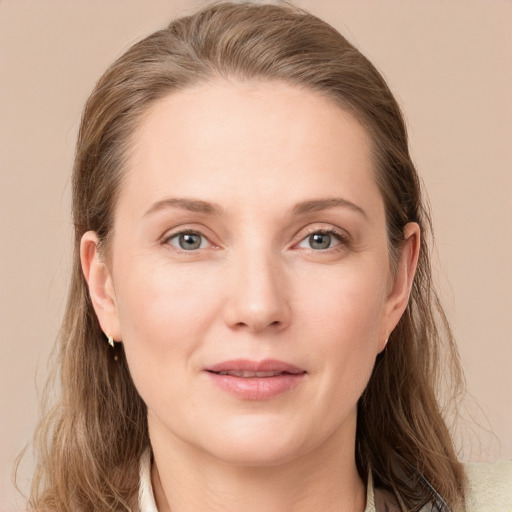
207 439 306 468
193 416 313 468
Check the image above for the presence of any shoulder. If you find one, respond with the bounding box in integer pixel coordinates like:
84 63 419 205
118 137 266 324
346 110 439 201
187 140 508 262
464 460 512 512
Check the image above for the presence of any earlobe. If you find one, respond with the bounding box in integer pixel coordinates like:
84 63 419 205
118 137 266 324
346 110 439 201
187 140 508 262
80 231 122 340
382 222 421 345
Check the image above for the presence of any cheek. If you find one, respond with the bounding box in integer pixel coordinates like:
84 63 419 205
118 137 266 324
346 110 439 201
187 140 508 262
294 262 387 387
115 256 220 338
296 261 387 340
111 258 222 397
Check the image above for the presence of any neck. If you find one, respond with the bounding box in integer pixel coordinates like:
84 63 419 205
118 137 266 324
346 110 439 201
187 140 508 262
149 417 366 512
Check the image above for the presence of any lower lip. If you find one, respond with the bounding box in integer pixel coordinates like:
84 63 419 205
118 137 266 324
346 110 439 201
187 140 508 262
205 372 306 400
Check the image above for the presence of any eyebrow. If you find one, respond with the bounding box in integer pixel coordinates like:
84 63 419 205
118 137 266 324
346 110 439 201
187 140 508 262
143 196 367 219
143 197 224 217
292 198 368 219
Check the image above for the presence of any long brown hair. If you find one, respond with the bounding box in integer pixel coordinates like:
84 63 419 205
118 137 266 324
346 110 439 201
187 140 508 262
26 2 466 510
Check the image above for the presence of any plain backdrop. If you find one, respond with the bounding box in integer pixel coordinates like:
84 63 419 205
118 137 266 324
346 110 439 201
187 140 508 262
1 0 511 509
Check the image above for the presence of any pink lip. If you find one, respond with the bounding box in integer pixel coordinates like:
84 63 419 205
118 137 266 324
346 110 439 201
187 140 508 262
206 359 305 374
204 359 306 400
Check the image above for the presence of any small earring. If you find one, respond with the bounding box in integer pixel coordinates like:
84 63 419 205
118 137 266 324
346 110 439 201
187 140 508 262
106 334 114 348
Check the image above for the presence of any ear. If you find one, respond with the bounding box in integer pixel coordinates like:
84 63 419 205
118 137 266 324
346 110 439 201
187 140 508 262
379 222 420 351
80 231 122 341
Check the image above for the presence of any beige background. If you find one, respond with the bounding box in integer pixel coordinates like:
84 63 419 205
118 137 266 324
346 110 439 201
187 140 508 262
1 0 511 509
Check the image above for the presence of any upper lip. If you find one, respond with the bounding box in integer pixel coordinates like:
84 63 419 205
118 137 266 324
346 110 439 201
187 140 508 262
205 359 306 375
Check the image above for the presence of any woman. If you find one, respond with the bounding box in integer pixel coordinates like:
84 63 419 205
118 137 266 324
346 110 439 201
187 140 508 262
27 2 511 511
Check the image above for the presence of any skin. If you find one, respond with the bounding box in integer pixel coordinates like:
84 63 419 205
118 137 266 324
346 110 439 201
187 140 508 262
81 80 420 512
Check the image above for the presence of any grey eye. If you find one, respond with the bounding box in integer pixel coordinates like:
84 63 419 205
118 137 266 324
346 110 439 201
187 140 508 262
179 233 202 250
297 230 342 251
308 233 332 250
168 232 206 250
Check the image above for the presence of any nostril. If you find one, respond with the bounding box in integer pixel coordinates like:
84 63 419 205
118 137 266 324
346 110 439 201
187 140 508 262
224 292 291 332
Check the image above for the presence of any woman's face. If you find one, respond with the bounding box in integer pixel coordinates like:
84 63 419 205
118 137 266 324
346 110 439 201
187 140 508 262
83 80 418 466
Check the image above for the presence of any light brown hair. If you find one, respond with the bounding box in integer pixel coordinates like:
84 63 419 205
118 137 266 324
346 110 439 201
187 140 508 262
26 2 466 510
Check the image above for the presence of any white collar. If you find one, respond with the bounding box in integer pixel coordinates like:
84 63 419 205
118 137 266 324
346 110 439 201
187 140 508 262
138 449 376 512
138 449 159 512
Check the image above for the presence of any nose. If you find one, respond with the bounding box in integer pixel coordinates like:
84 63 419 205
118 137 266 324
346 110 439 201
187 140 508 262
223 250 291 334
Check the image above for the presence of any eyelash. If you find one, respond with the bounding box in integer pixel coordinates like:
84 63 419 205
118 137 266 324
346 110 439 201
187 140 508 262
164 230 212 251
296 228 349 252
163 227 349 252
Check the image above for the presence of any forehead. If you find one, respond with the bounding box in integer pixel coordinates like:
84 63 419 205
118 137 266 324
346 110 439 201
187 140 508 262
121 79 382 219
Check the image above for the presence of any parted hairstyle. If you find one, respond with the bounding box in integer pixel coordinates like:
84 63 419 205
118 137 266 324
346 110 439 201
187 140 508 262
26 1 467 510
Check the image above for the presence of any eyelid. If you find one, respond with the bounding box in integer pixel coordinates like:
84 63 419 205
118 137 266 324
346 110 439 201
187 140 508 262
162 227 218 251
292 225 351 250
159 223 350 251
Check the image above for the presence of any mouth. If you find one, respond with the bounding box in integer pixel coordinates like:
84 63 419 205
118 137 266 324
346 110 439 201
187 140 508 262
212 370 299 378
204 359 306 400
205 359 306 376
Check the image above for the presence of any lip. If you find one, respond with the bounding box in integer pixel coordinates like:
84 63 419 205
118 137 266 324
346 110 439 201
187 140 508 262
204 359 306 400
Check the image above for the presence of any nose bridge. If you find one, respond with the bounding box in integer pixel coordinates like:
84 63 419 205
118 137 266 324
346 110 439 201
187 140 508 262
224 237 290 332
